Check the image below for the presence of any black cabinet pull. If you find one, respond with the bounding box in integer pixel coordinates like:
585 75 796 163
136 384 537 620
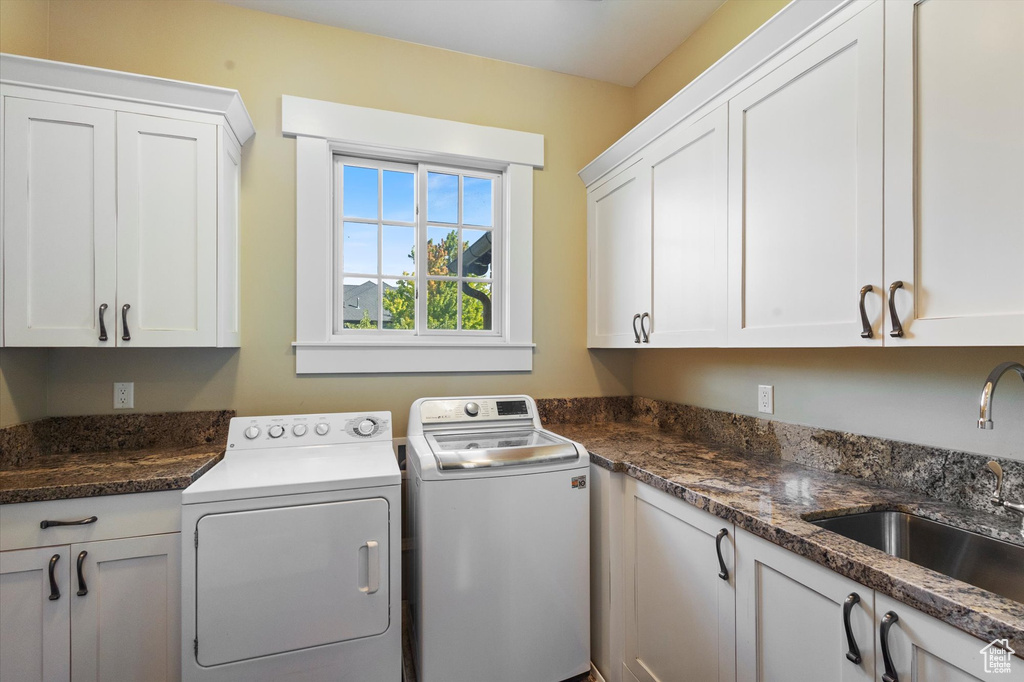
76 551 89 596
40 515 98 529
888 282 905 338
632 313 641 344
858 286 873 339
640 312 651 343
843 593 862 664
121 304 131 341
47 554 61 601
715 528 729 581
98 304 109 342
880 610 900 682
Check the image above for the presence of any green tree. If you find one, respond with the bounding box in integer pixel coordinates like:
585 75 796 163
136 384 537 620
379 228 490 330
348 310 376 329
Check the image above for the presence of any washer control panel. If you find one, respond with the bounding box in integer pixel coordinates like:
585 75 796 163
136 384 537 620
227 412 392 450
419 397 534 425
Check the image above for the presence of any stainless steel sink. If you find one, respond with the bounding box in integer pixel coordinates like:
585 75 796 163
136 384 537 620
811 511 1024 604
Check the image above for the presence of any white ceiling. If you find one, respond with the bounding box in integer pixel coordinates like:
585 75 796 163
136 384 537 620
214 0 727 87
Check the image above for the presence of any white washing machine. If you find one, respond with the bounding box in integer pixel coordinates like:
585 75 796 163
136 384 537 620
180 412 401 682
406 395 590 682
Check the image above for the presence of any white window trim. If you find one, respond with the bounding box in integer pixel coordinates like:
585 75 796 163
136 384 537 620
283 95 542 374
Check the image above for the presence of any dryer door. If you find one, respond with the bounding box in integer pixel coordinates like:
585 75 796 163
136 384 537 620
194 498 390 667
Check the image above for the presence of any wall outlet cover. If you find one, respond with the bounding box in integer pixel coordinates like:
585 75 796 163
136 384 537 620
758 385 774 414
114 382 134 410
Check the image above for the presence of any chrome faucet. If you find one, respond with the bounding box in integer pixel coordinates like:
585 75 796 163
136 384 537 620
977 361 1024 429
986 461 1024 535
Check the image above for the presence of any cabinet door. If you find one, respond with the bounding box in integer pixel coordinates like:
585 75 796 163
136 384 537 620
648 105 728 347
623 479 735 682
875 592 1024 682
116 113 217 347
588 160 652 348
883 0 1024 345
3 98 117 347
70 534 180 682
735 528 874 682
727 1 884 347
0 546 71 682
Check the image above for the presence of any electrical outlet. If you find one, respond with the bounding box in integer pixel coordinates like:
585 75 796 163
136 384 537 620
114 382 134 410
758 385 774 415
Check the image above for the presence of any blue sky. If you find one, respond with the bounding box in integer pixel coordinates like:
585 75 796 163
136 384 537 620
342 165 492 277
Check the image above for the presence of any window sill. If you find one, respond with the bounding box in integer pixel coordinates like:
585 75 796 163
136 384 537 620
293 342 535 374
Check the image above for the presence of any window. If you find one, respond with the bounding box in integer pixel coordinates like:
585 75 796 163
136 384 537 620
284 95 543 374
335 158 502 336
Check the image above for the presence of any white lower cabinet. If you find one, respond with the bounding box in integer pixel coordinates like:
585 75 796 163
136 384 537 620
875 592 1024 682
594 474 1022 682
0 546 72 682
735 528 875 682
0 493 181 682
623 478 735 682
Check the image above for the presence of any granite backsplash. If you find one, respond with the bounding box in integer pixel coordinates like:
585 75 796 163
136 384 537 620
537 396 1023 522
0 410 233 468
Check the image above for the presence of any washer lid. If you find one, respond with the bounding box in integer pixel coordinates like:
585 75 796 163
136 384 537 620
181 443 400 504
425 428 579 470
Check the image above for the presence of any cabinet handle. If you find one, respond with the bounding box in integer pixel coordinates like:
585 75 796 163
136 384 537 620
888 282 904 338
47 554 61 601
880 610 900 682
121 304 131 341
76 551 89 596
715 528 729 581
98 304 109 342
858 286 873 339
640 312 651 343
632 313 642 344
843 593 862 664
40 515 98 529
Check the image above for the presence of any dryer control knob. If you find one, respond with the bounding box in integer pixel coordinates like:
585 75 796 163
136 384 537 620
292 424 307 437
243 426 261 440
356 419 376 436
315 423 330 436
269 425 285 439
465 402 480 417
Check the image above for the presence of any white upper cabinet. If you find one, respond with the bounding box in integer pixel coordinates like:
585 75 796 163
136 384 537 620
1 54 253 348
648 105 729 347
116 113 218 347
584 0 1023 349
727 1 884 347
3 99 117 347
588 159 651 348
883 0 1024 345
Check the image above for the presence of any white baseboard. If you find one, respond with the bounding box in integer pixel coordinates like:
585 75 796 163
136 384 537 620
591 663 607 682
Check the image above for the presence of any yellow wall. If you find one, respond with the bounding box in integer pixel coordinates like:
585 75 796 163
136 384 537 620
0 0 636 433
0 0 48 59
633 0 789 124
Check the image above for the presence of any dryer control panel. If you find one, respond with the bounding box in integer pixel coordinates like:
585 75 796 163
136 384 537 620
227 412 392 450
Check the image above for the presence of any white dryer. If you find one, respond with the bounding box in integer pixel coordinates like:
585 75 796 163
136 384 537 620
406 395 590 682
180 412 401 682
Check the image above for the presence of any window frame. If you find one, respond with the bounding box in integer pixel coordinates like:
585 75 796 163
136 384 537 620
285 95 542 374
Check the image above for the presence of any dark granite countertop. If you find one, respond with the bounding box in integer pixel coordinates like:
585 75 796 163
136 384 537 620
0 444 224 504
0 411 231 504
546 419 1024 656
